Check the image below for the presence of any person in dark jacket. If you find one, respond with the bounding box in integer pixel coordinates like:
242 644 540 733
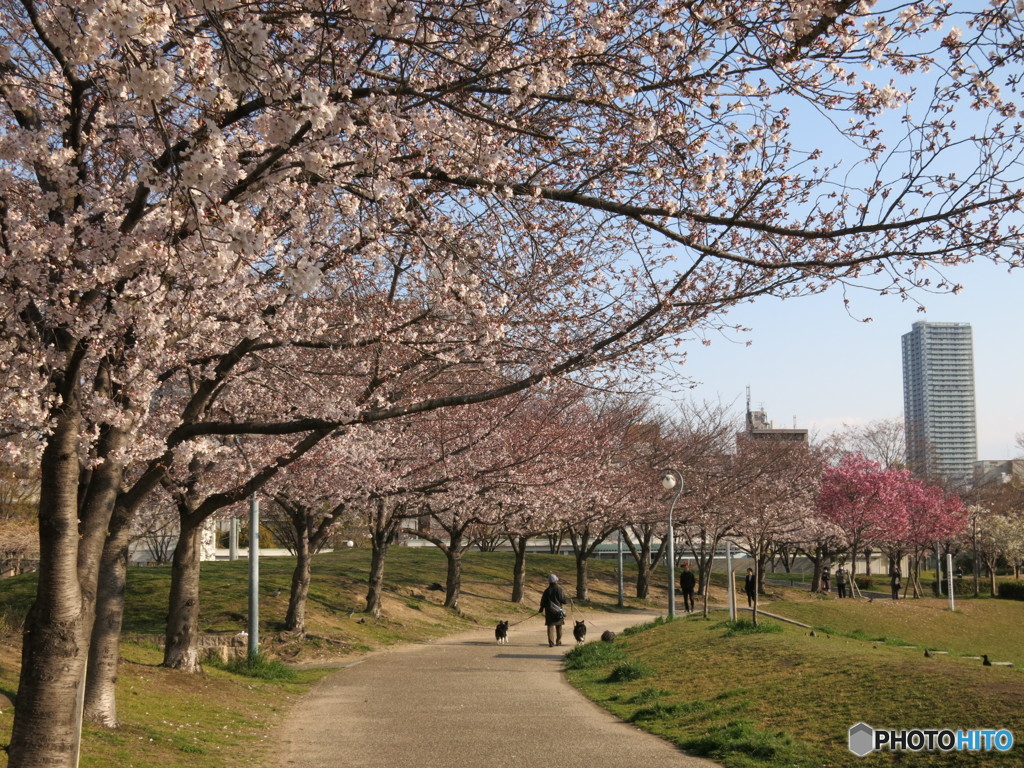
890 566 901 600
540 574 568 647
743 567 756 608
679 562 697 613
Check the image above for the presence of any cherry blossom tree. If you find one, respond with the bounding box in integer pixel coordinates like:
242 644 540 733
817 453 897 577
793 516 849 593
730 438 822 623
5 1 1024 765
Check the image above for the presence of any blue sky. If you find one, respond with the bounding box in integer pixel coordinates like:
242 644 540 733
662 258 1023 461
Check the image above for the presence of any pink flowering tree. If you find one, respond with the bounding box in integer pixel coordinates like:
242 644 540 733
5 2 1024 764
876 473 966 597
818 454 966 596
817 453 900 578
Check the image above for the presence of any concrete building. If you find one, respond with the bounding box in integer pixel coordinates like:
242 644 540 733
743 389 808 443
901 321 977 486
974 459 1024 488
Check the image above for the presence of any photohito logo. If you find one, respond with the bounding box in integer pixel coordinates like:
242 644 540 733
848 723 1014 756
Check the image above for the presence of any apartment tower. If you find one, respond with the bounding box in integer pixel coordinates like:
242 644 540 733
901 321 977 486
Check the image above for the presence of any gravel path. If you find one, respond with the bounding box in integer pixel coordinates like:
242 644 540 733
273 610 720 768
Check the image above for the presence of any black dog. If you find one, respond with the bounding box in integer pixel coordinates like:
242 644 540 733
601 630 616 643
495 620 509 644
573 620 587 644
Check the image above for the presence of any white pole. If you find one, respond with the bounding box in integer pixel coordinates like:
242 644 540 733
947 552 955 612
661 469 684 620
617 528 624 608
667 507 676 619
727 541 736 622
248 495 260 658
229 516 239 561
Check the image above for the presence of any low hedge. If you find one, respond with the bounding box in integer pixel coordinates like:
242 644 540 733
930 579 991 596
997 581 1024 601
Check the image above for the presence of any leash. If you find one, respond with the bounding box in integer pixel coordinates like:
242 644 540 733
507 611 541 628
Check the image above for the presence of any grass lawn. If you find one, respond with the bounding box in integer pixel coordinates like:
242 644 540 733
767 589 1024 667
2 550 1022 768
565 590 1024 768
0 547 650 768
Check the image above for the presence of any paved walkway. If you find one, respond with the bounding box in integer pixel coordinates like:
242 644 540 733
274 610 720 768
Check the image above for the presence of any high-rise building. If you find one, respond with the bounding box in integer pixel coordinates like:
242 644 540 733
901 321 977 486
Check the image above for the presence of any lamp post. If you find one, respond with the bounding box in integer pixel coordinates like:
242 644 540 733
234 437 260 659
617 527 624 608
661 469 684 619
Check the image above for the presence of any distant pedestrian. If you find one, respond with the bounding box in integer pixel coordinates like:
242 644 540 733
744 567 756 608
890 567 901 600
835 565 849 599
540 574 568 647
821 566 831 593
680 562 697 613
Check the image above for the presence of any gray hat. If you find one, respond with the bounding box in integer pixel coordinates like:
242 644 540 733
548 574 559 584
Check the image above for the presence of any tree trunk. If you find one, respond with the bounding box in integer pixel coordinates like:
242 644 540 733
8 408 93 768
443 540 463 610
365 527 391 617
163 516 205 672
285 533 312 634
84 502 132 727
510 535 528 603
574 555 589 602
635 560 652 599
811 562 821 593
757 551 770 595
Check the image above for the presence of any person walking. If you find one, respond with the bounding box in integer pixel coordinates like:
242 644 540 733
890 566 901 601
835 564 849 599
743 567 756 608
821 565 831 594
679 562 697 613
540 574 568 647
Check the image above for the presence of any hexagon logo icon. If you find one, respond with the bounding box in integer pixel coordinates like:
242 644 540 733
848 722 875 757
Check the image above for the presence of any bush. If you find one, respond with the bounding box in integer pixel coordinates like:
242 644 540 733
217 652 298 681
930 579 991 597
679 718 799 761
607 658 654 683
997 581 1024 601
854 576 873 590
564 640 625 670
721 619 782 637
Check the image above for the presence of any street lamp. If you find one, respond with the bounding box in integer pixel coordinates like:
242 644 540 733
661 468 684 619
234 437 260 659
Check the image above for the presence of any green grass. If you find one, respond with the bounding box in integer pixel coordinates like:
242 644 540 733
0 547 652 768
721 619 783 636
215 652 299 681
4 551 1023 768
767 591 1024 667
566 594 1024 768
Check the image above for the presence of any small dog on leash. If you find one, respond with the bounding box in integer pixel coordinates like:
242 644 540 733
495 620 510 644
572 620 587 644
